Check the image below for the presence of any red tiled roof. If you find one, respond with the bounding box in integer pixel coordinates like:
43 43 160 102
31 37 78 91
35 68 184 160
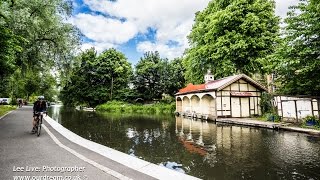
176 74 267 95
178 83 205 94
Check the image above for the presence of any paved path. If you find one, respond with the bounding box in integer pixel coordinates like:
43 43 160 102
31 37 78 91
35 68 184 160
0 107 155 180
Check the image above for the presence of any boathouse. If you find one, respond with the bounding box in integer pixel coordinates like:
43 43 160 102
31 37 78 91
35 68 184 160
175 71 268 120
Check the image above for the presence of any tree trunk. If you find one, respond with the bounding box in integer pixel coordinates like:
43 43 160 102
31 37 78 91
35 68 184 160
111 76 113 100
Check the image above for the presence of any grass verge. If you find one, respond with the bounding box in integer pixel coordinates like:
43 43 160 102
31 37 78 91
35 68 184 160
96 101 175 114
0 105 17 117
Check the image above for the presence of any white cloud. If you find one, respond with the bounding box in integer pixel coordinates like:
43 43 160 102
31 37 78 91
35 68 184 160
137 41 186 60
72 0 210 58
72 0 299 59
81 41 116 53
71 13 137 44
275 0 299 19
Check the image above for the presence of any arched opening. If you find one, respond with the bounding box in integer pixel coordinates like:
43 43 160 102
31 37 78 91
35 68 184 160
201 94 216 120
191 95 200 113
176 97 182 112
182 96 191 112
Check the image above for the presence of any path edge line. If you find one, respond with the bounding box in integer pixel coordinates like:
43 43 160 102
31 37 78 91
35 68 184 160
0 110 14 120
43 124 132 180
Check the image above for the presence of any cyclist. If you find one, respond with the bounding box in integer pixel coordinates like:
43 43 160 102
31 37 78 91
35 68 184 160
18 99 23 108
31 96 47 133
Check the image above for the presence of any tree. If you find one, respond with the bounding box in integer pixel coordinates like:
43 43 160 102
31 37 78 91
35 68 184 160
60 48 97 106
133 52 185 100
162 58 186 96
273 0 320 95
60 48 133 107
134 52 166 101
0 0 79 101
97 48 133 101
184 0 280 84
0 0 24 95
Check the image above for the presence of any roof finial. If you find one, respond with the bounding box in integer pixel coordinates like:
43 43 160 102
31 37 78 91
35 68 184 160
204 69 214 83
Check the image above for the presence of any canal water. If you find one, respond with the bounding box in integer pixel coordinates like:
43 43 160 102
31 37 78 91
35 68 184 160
48 105 320 180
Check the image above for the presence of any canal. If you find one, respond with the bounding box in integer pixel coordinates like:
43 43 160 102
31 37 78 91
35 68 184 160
48 105 320 180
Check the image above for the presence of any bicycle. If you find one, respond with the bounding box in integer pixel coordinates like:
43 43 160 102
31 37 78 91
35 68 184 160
34 111 46 137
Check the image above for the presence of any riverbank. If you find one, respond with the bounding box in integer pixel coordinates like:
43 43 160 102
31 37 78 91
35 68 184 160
96 101 175 114
0 105 16 117
216 118 320 135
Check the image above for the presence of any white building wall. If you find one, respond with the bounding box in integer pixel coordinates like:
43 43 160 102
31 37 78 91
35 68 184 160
275 96 320 122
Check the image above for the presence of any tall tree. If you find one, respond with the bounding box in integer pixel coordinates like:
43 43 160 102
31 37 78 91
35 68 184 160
134 51 165 101
60 48 97 106
273 0 320 95
4 0 80 71
97 48 133 101
0 0 80 100
0 0 24 96
162 58 186 96
184 0 280 84
134 52 185 100
60 48 133 107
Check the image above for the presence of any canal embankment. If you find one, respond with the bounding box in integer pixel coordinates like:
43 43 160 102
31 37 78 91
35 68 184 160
216 118 320 135
44 113 200 180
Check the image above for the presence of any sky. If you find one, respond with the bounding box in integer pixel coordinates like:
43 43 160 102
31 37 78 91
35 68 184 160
70 0 300 65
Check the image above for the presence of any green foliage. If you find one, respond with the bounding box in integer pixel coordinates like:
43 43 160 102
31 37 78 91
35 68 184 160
96 101 175 114
60 48 133 107
160 96 176 104
165 58 186 96
0 1 25 83
0 105 16 116
4 67 57 101
0 26 23 79
263 112 281 122
112 88 140 103
0 0 79 103
133 52 185 101
302 115 320 128
272 0 320 95
259 92 280 122
0 77 10 97
184 0 280 83
260 92 273 114
134 51 166 100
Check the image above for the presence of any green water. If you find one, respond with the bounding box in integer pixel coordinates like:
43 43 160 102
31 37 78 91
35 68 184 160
48 105 320 180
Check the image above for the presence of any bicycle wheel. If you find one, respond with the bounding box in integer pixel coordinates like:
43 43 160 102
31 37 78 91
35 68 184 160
37 116 42 137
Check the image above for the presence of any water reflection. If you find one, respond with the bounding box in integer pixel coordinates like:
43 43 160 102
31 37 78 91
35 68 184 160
48 106 320 180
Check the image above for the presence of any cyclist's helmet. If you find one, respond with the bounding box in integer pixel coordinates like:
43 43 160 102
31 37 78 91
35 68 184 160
38 96 45 100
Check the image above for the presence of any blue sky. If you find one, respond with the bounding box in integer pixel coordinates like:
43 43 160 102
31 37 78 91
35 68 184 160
70 0 299 65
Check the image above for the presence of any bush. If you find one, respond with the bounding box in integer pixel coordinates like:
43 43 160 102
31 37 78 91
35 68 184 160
303 115 320 127
264 113 281 122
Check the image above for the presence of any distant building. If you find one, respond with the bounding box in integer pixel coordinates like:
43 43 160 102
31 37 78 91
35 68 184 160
175 72 267 120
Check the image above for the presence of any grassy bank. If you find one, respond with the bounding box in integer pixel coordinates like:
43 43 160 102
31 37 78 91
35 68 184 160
0 105 17 117
96 101 176 114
